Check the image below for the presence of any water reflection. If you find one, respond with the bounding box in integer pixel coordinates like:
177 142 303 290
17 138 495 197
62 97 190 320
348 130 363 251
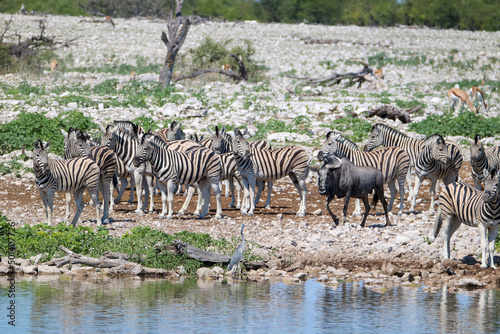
1 277 500 333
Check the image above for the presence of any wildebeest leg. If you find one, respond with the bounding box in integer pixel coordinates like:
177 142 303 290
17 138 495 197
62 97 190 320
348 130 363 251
325 194 338 225
360 195 370 228
342 193 351 225
443 214 460 260
376 188 390 227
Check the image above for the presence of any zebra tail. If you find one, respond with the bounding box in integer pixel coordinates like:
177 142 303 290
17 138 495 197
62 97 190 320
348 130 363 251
432 208 443 242
113 173 119 189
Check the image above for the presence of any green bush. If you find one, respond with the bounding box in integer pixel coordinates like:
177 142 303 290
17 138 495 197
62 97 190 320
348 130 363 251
321 116 372 142
409 112 500 139
0 216 256 274
0 111 99 156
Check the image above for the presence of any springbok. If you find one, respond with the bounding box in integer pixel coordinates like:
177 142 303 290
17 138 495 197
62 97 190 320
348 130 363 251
468 86 488 112
447 88 477 113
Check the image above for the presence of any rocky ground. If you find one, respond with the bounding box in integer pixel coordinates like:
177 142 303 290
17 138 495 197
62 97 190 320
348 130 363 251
1 13 500 289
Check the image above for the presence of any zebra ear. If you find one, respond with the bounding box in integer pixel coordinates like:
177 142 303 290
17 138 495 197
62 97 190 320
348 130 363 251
34 139 43 150
326 131 333 140
475 134 481 144
61 128 68 137
484 169 491 179
106 124 114 133
170 121 177 129
234 127 241 136
215 125 219 136
207 127 213 135
44 141 51 151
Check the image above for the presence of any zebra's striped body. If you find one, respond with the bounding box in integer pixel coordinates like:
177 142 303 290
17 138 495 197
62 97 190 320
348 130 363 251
101 126 155 214
364 123 463 211
232 128 309 216
433 169 500 268
219 152 245 209
33 140 101 226
134 134 222 219
64 128 117 222
322 131 409 215
470 135 500 190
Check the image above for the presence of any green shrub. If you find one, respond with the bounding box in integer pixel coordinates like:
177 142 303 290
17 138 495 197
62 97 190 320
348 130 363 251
0 217 256 274
133 116 159 132
321 116 372 142
409 112 500 138
0 111 99 156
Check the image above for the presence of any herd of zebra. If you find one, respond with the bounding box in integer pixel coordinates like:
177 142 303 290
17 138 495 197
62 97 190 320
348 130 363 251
32 120 500 267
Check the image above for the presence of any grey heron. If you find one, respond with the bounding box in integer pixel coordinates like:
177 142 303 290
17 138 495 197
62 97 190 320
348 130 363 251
228 223 245 277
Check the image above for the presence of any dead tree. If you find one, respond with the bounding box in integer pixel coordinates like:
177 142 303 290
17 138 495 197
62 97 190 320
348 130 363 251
368 105 422 123
290 60 376 88
174 54 248 83
159 0 191 88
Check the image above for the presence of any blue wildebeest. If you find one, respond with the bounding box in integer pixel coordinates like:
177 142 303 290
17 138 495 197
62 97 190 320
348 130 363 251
317 152 390 227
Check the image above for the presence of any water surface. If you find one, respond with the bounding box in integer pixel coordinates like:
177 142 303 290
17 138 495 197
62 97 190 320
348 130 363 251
2 277 500 333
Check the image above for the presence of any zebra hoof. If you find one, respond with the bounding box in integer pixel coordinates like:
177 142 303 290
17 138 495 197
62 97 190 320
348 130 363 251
135 210 145 215
296 212 306 217
481 264 488 269
264 205 271 210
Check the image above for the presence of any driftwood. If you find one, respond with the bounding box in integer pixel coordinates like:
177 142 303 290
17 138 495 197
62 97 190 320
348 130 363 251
45 246 175 277
290 62 376 88
368 105 422 123
169 240 268 270
175 54 248 83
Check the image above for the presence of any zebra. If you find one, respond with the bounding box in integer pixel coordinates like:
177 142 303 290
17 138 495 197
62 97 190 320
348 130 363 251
100 125 155 214
219 152 245 209
433 169 500 269
364 123 463 211
63 128 117 223
133 133 222 219
470 134 500 190
33 140 101 226
188 133 205 143
321 131 409 215
156 121 185 142
232 127 309 216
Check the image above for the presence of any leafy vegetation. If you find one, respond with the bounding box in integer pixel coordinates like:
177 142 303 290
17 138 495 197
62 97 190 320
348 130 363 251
0 110 99 156
409 112 500 139
0 213 256 274
321 115 372 142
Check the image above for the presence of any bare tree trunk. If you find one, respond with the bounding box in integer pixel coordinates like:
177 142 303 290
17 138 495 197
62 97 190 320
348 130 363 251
159 0 191 88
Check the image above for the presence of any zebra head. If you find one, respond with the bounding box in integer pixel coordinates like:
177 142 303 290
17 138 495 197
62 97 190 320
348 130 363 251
33 140 50 178
321 131 342 156
232 127 250 158
64 128 90 159
100 125 115 148
426 134 451 167
470 134 485 168
133 132 154 167
364 124 383 152
317 151 343 195
210 126 232 154
482 169 500 204
165 121 185 141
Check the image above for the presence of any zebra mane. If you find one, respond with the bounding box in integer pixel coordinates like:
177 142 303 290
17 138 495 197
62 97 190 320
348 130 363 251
147 133 171 151
113 120 143 135
425 134 445 145
335 134 360 151
373 123 408 138
114 126 140 142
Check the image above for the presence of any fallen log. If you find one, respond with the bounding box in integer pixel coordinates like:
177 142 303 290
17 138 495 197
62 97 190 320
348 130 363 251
368 104 422 123
45 245 176 277
289 62 376 88
172 240 231 263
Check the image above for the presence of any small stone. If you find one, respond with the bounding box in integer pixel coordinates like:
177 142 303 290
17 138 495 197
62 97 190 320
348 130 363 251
293 272 308 281
37 265 62 275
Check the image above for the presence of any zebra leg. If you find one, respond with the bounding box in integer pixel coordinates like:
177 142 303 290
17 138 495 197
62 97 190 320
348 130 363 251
387 179 397 213
353 199 362 216
224 180 230 197
133 171 145 214
113 177 127 204
179 184 196 215
406 167 414 202
487 225 499 269
240 177 251 214
41 189 54 226
397 175 405 216
128 175 135 204
210 179 223 219
442 214 460 260
64 192 71 223
247 178 256 216
235 177 243 209
428 178 438 213
193 184 203 215
71 187 85 227
99 176 110 223
108 176 115 213
146 175 155 213
264 181 273 209
479 223 489 268
254 180 265 206
198 179 212 219
228 177 237 208
290 173 307 217
410 176 425 212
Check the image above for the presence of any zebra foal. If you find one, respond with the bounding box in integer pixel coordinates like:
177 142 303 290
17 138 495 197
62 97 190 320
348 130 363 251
433 169 500 269
33 140 101 226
